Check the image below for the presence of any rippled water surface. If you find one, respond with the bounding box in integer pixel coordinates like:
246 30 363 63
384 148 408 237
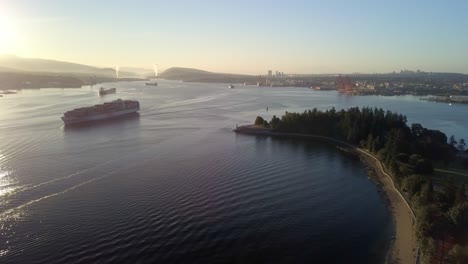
0 81 466 263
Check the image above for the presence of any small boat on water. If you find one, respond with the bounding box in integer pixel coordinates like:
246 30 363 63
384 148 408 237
228 84 235 89
1 90 17 94
146 82 158 86
99 87 116 96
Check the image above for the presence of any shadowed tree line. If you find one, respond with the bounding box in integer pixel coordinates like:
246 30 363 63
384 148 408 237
255 107 468 263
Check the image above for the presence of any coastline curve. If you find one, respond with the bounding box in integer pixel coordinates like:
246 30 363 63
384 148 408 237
234 125 418 264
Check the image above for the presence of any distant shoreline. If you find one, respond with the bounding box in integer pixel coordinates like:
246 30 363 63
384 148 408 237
233 125 418 264
0 71 145 90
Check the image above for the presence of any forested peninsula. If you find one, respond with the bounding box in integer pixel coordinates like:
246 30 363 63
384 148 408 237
236 107 468 263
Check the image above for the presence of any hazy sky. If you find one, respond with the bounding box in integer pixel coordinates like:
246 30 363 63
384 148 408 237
1 0 468 74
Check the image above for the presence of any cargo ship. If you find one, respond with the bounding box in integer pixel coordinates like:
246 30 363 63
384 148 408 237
99 87 116 96
61 99 140 125
145 82 158 86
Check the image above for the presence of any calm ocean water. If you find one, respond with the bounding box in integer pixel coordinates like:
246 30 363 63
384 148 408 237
0 80 466 263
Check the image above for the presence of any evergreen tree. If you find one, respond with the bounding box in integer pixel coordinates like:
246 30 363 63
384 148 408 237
367 134 374 151
420 179 434 203
372 136 381 153
254 116 265 126
455 184 466 205
269 115 281 129
414 159 434 175
447 244 468 264
449 135 458 148
412 123 424 137
443 178 458 208
458 138 466 152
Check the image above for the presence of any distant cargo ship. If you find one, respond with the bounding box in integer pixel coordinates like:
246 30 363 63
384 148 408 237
145 82 158 86
61 99 140 125
99 87 116 96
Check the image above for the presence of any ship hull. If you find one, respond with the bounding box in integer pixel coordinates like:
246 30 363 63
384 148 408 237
61 107 139 125
99 88 116 96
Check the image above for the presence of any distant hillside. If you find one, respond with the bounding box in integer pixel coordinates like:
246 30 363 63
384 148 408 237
0 66 20 72
120 67 153 76
0 71 142 90
160 67 261 83
0 55 138 77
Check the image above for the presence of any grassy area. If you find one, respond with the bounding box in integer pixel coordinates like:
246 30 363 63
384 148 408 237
433 160 468 184
434 170 468 185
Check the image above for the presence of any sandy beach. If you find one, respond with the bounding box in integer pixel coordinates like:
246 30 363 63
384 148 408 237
357 149 417 264
234 126 418 264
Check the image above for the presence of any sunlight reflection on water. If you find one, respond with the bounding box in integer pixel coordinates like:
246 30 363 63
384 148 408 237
0 168 13 196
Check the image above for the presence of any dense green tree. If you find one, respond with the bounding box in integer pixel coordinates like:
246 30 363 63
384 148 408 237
402 174 427 196
419 180 434 203
449 135 458 148
366 134 374 151
396 153 410 163
409 154 423 166
448 203 468 232
372 136 382 153
415 205 434 239
462 159 468 169
254 116 265 126
412 123 424 137
265 107 455 167
458 138 466 152
442 178 458 209
454 184 466 205
419 237 435 264
414 159 434 174
269 115 281 129
447 244 468 264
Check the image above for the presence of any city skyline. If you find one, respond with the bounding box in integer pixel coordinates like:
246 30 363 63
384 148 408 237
1 0 468 74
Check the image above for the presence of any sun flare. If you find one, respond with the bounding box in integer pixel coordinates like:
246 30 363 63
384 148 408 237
0 14 16 53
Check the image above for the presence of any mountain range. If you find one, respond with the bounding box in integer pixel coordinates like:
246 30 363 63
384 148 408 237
0 55 259 82
0 55 152 90
159 67 259 83
0 55 151 77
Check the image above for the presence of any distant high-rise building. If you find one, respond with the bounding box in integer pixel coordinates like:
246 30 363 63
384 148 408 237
268 70 272 77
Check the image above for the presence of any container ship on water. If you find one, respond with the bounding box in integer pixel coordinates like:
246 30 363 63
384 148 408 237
99 87 116 96
61 99 140 125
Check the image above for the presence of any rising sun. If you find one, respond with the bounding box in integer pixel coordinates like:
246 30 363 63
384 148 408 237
0 14 16 54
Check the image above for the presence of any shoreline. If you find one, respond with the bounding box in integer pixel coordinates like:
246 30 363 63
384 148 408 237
234 126 417 264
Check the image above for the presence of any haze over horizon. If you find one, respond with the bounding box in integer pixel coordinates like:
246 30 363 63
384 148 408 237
1 0 468 74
